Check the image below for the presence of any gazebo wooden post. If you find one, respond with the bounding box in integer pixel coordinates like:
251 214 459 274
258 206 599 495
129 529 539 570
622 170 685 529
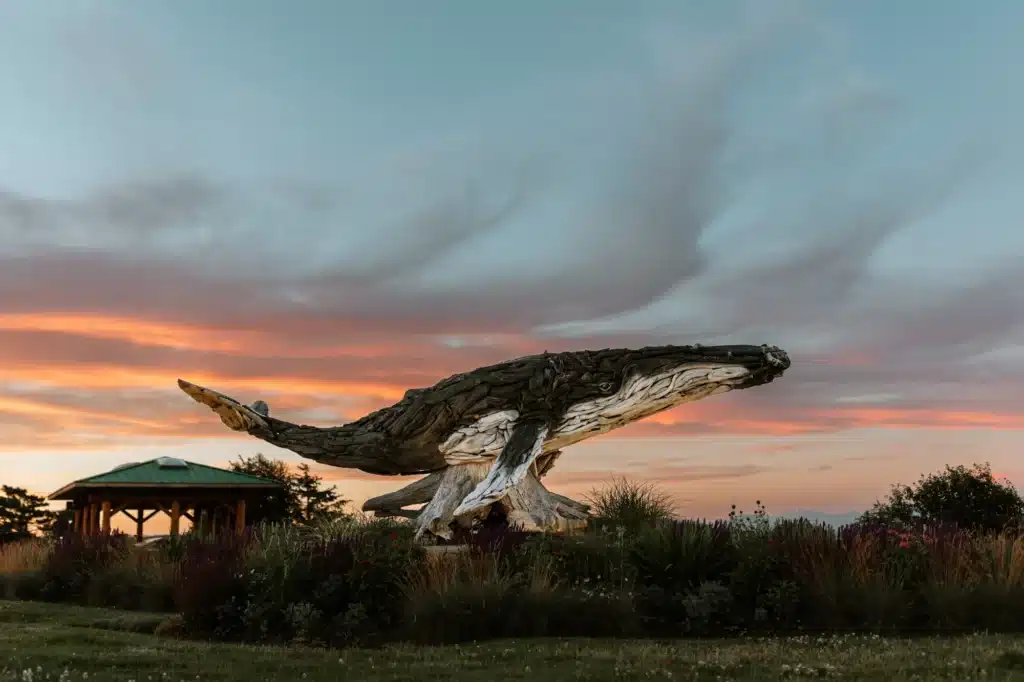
90 504 100 536
169 501 181 537
235 500 246 536
136 506 145 541
73 507 83 536
100 501 112 536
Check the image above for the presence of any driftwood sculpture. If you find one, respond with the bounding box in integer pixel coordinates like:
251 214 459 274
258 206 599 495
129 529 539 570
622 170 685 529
178 344 790 541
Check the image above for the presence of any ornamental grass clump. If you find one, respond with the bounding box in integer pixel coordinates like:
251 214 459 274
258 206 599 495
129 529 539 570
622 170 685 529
0 537 51 576
0 538 52 600
585 478 675 533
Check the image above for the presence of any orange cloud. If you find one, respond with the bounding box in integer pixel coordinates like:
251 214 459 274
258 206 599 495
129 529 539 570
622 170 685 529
0 395 171 430
0 364 406 401
640 402 1024 433
0 312 419 358
0 312 256 353
1 312 1023 457
813 407 1024 430
2 369 1023 455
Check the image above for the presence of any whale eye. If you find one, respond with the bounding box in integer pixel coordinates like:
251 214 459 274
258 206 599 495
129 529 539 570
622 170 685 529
598 381 615 393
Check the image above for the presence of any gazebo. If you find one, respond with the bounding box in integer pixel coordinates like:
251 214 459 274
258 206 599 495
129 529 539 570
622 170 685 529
49 457 284 539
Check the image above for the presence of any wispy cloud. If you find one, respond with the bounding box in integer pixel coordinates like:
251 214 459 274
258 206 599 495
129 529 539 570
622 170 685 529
0 1 1020 497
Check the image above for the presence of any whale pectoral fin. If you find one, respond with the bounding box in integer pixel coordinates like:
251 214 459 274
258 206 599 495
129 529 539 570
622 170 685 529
453 420 549 519
177 379 269 433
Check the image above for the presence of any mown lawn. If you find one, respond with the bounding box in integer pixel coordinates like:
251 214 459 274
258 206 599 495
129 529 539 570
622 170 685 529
5 601 1024 681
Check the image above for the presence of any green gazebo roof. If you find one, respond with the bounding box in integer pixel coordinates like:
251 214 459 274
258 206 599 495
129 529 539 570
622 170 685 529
49 457 283 500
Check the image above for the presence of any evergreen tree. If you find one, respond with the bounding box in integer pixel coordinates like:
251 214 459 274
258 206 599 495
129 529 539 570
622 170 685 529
293 463 349 525
0 485 56 544
229 454 349 526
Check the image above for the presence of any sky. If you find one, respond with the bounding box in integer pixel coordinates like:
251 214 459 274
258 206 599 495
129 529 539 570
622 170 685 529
1 0 1022 531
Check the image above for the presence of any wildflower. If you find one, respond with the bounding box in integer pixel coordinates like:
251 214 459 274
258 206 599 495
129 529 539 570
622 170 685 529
899 540 910 549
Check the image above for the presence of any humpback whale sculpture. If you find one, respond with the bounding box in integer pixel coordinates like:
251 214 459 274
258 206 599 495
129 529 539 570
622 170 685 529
178 344 790 541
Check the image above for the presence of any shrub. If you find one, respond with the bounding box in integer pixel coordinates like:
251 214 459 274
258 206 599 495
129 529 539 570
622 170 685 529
860 462 1024 533
630 520 735 593
175 520 424 646
17 475 1024 643
634 580 736 636
585 478 675 532
37 533 135 604
400 527 643 644
727 527 787 623
174 533 251 639
403 581 638 644
82 546 178 612
529 529 635 590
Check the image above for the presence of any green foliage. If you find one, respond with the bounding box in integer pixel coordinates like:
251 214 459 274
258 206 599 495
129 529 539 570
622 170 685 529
292 463 349 525
529 529 635 590
584 477 675 533
402 582 640 644
175 518 422 646
725 501 783 620
34 533 177 611
859 462 1024 532
228 454 349 527
15 473 1024 644
227 455 295 524
630 520 735 593
0 486 56 544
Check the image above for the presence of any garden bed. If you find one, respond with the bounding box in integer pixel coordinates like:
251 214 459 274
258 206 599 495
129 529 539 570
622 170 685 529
6 515 1024 648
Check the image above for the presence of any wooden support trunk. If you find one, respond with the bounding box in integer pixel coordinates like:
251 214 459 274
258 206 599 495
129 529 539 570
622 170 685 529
100 501 112 536
169 501 181 536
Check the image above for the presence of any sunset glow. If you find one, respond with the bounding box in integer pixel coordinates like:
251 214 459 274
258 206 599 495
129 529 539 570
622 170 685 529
2 0 1022 524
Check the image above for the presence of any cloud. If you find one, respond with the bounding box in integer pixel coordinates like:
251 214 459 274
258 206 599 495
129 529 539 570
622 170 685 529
545 464 768 488
0 1 1021 462
0 175 222 248
0 2 809 326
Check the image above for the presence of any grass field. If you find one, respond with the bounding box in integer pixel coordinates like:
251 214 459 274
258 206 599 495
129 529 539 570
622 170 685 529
4 601 1024 681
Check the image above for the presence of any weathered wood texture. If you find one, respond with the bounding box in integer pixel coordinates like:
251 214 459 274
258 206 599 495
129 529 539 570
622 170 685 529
178 343 790 541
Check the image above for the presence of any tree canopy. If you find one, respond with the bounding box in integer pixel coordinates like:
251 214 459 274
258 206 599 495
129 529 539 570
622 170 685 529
228 454 349 527
858 462 1024 532
0 485 56 544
